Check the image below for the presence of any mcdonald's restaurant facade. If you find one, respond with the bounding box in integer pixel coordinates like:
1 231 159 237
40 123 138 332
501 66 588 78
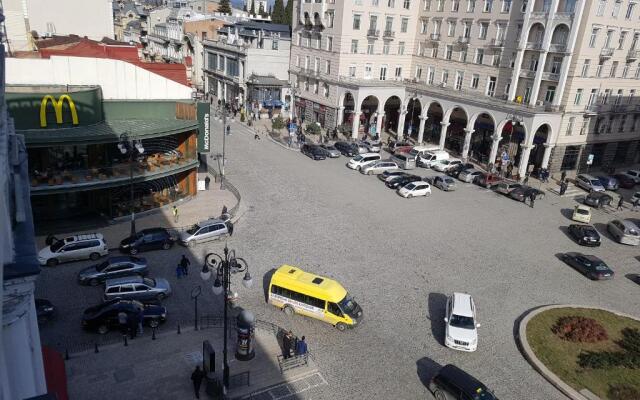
6 85 205 231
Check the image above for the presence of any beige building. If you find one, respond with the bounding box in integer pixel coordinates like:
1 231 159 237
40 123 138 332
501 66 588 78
290 0 640 176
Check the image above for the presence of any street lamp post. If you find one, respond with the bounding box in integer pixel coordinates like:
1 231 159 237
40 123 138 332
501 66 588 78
117 133 145 237
200 246 253 393
217 100 234 190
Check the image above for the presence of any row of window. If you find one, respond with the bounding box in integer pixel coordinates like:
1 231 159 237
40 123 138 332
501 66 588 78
294 55 332 74
565 114 640 136
595 0 639 20
578 58 640 79
420 19 508 41
423 0 526 13
206 52 241 77
349 39 409 55
352 14 411 33
270 284 344 316
418 44 513 68
295 76 331 98
588 27 640 51
573 87 637 107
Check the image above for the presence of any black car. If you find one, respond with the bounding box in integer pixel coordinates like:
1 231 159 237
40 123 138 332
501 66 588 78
429 364 498 400
301 144 326 160
446 163 475 178
334 141 358 157
77 256 148 286
584 191 613 208
510 186 545 202
82 299 166 334
35 299 55 324
614 174 635 189
385 175 422 189
119 228 175 255
568 224 601 246
561 253 614 280
378 170 407 182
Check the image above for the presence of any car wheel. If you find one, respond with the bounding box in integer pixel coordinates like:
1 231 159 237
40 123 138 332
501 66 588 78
129 248 139 255
187 240 196 248
89 252 101 261
161 242 171 250
46 258 58 267
156 293 166 301
283 305 295 316
368 171 373 175
89 278 100 287
148 319 160 328
407 194 413 198
434 389 446 400
97 324 109 335
336 322 347 331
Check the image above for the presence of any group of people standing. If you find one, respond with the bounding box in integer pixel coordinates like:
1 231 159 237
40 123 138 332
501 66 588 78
117 308 144 339
281 330 308 359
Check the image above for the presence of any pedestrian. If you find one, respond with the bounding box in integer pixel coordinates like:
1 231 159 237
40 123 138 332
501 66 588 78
226 125 231 136
172 205 179 223
618 196 624 210
633 197 639 211
529 192 536 208
254 132 260 140
227 222 234 236
176 264 183 279
506 163 513 178
118 311 128 335
191 366 205 399
561 170 567 183
523 173 529 186
204 176 211 190
295 336 308 355
282 331 293 359
137 308 144 335
222 205 228 215
560 181 567 196
179 255 190 276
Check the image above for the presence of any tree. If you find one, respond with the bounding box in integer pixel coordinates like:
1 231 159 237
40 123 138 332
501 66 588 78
258 2 265 17
272 0 285 24
243 3 247 12
284 0 293 27
269 5 273 17
218 0 231 14
249 0 255 15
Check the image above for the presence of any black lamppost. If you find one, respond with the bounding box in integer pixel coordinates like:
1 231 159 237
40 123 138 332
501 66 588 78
117 133 144 237
200 246 253 393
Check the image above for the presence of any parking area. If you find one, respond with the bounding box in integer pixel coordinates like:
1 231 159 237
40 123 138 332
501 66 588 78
37 119 640 399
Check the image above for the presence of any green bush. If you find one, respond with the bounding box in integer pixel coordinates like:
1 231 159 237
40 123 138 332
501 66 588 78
619 328 640 355
578 351 626 369
271 116 285 130
608 384 640 400
305 123 321 135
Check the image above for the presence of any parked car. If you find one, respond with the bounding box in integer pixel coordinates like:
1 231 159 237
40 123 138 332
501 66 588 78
104 275 172 302
584 192 613 208
119 228 175 255
458 168 483 183
560 253 614 280
179 218 231 247
433 159 463 172
597 175 619 191
319 144 341 158
378 170 407 182
631 191 640 204
624 169 640 184
35 299 55 324
353 141 371 154
607 219 640 245
363 139 382 153
398 181 431 198
614 174 636 188
386 174 422 189
568 224 601 247
408 145 440 161
38 233 108 267
444 292 480 352
77 256 148 286
301 144 326 160
476 173 502 188
334 141 358 157
433 175 457 191
509 187 545 202
388 141 413 153
494 182 522 195
429 364 497 400
572 205 592 224
82 299 166 334
417 150 449 168
575 174 606 192
361 160 400 175
347 153 381 170
446 163 475 178
391 152 417 170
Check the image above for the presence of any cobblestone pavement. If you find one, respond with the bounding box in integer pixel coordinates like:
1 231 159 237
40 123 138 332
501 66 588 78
35 116 640 399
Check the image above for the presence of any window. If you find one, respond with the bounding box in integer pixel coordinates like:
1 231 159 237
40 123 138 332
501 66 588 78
272 38 279 50
436 0 444 10
501 0 511 12
605 30 614 48
492 54 501 66
521 0 528 12
452 0 460 10
369 15 378 31
418 41 425 55
630 89 636 103
615 89 623 104
545 86 556 103
383 42 390 54
596 0 606 16
388 0 395 6
636 65 640 78
561 146 581 169
596 61 603 77
623 64 630 77
420 19 428 33
207 53 217 70
271 285 326 310
442 69 449 84
380 65 388 80
455 71 464 90
424 0 431 10
373 0 380 4
395 66 402 79
610 61 618 77
626 3 636 19
325 60 331 74
448 21 456 36
398 41 405 54
524 86 532 103
349 66 356 77
313 80 319 94
574 88 583 105
486 76 496 96
504 79 511 95
479 22 488 39
462 22 471 38
471 73 479 88
326 11 334 27
353 14 362 30
619 31 627 49
619 114 626 131
416 65 423 79
401 17 409 32
351 39 359 53
431 46 438 57
589 28 599 48
612 0 621 17
446 44 453 59
368 42 375 54
581 59 590 77
327 36 333 51
328 302 343 317
467 0 476 11
365 64 373 78
516 24 522 41
475 48 484 64
427 67 435 84
483 0 492 12
566 117 575 136
385 16 393 31
460 49 468 62
551 57 562 74
602 88 610 103
588 88 598 105
403 0 411 8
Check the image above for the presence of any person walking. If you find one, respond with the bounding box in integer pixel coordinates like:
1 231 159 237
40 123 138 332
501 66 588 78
633 197 639 211
282 331 293 359
529 192 536 208
172 205 179 223
179 255 190 276
618 196 625 211
226 125 231 136
560 181 568 196
137 308 144 336
561 170 567 183
523 173 529 186
204 176 211 190
118 311 128 335
191 366 205 399
295 336 308 356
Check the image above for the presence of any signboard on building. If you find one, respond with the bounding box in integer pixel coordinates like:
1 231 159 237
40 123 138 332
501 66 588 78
197 102 210 153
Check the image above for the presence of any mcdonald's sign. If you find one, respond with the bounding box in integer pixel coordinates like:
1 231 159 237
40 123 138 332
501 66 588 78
40 94 79 128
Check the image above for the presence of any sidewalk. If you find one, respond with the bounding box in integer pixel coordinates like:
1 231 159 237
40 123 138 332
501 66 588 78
64 323 322 400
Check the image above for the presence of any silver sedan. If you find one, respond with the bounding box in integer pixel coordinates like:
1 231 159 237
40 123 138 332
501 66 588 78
320 144 341 158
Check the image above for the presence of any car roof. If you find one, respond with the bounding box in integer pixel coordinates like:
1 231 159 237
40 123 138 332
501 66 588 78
197 218 226 226
576 205 591 211
106 256 142 264
65 233 103 242
583 255 603 263
105 275 144 286
621 219 639 229
451 292 473 316
437 364 489 395
140 228 167 234
578 174 598 180
360 153 379 157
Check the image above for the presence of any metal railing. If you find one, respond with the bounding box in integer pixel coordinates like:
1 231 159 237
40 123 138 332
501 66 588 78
519 69 536 79
541 71 560 81
489 38 504 47
383 30 395 38
627 49 640 60
457 36 470 45
367 29 380 38
600 47 614 58
525 41 543 50
548 43 567 53
430 33 441 41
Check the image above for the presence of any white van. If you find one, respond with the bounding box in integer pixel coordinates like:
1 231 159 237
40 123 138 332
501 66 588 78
417 150 449 168
409 145 440 160
392 153 417 170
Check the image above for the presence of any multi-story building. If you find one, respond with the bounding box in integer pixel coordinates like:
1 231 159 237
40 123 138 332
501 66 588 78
290 0 640 177
203 21 291 109
113 1 150 43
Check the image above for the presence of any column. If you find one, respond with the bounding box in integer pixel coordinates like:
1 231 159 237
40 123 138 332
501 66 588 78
351 111 361 139
417 116 427 144
488 134 501 166
438 121 450 150
397 109 407 140
553 0 587 106
528 51 549 106
541 143 554 169
518 144 533 179
508 0 536 102
337 106 345 126
376 112 385 138
461 128 474 161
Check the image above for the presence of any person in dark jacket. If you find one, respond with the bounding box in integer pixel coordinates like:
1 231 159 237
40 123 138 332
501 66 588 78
529 192 536 208
617 196 624 210
282 331 293 359
295 336 308 355
179 255 190 276
191 366 205 399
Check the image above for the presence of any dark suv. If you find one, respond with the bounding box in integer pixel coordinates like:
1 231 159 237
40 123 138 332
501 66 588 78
82 299 166 334
334 141 358 157
301 144 327 160
119 228 175 255
429 364 498 400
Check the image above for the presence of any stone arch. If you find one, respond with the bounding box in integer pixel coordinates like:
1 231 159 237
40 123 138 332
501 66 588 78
444 107 469 154
550 23 570 45
383 95 402 135
403 98 423 139
527 22 546 44
423 101 444 145
497 120 528 173
443 104 471 122
529 123 552 172
360 95 381 137
339 91 356 130
470 112 497 163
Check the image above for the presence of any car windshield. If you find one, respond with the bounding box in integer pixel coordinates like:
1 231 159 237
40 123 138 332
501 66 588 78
405 183 416 190
50 240 65 252
338 294 359 317
353 155 363 161
143 277 156 287
326 146 336 150
444 178 454 184
95 260 110 272
409 149 419 156
627 228 639 236
590 180 601 186
583 227 598 236
594 264 610 271
577 209 589 215
186 224 200 235
449 314 475 329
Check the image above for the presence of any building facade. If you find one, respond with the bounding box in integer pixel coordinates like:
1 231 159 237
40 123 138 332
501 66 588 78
290 0 640 176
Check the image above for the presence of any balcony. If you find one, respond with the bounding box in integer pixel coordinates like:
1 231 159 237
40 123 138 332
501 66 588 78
542 71 560 81
519 69 536 79
383 30 395 39
456 36 470 46
367 29 380 38
613 104 628 113
430 33 441 41
529 11 548 21
600 47 614 58
548 43 567 53
525 41 543 50
488 38 504 48
627 49 640 61
554 12 574 22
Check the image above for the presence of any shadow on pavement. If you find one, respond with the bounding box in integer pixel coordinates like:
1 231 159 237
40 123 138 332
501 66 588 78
560 208 575 220
625 273 640 286
557 226 575 244
427 292 447 346
416 357 442 389
593 222 616 242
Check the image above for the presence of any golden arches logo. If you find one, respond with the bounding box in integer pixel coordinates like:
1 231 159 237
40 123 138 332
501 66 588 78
40 94 79 128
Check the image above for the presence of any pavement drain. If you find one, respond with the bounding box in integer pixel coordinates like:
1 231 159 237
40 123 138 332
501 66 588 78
113 367 135 383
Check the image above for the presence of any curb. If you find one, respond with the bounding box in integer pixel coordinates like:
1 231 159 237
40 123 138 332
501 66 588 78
267 133 300 152
516 304 640 400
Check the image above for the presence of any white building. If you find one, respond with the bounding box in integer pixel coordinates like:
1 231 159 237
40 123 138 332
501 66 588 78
2 0 115 51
